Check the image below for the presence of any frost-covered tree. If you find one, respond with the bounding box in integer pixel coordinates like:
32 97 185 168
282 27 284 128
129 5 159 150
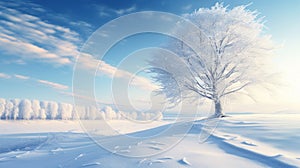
40 109 47 120
149 3 274 117
104 106 116 120
0 98 6 119
0 97 162 121
59 103 73 120
5 100 14 120
32 100 41 119
74 106 87 119
97 111 106 120
71 107 80 120
12 99 20 120
66 103 73 119
88 106 98 120
40 101 48 119
19 99 32 120
115 111 123 120
84 106 90 119
48 101 58 120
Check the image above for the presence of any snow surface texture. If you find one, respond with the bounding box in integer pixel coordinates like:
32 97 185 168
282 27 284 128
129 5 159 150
0 112 299 168
0 98 163 121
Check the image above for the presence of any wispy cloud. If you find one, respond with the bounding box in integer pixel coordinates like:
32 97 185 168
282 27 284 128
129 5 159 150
77 53 159 91
0 1 80 65
115 5 136 15
182 4 193 11
0 1 155 91
0 73 11 79
1 59 26 65
14 74 30 80
95 5 136 17
11 73 68 90
37 79 69 90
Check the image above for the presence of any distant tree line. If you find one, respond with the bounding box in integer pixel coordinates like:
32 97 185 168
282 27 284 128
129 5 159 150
0 98 163 120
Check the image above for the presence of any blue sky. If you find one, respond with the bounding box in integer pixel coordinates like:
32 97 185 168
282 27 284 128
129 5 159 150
0 0 299 112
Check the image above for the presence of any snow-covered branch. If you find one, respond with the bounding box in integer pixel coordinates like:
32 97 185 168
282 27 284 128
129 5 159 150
148 3 275 117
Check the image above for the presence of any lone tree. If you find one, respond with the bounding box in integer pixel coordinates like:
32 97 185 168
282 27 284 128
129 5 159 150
149 3 274 117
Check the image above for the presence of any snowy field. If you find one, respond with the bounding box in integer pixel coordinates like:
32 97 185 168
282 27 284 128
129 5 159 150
0 113 299 168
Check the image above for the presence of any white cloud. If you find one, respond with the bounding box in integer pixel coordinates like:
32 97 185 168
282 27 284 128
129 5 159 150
0 71 69 90
115 5 136 15
69 20 93 35
0 73 11 79
0 3 80 65
182 4 192 11
37 79 69 90
1 59 26 65
0 2 156 92
78 53 159 91
0 33 72 64
95 5 137 17
5 72 69 90
14 74 30 80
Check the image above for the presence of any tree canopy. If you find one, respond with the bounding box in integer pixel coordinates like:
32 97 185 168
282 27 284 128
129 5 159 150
149 3 274 117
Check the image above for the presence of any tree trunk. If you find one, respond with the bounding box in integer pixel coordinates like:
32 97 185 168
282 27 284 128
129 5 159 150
214 100 224 117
